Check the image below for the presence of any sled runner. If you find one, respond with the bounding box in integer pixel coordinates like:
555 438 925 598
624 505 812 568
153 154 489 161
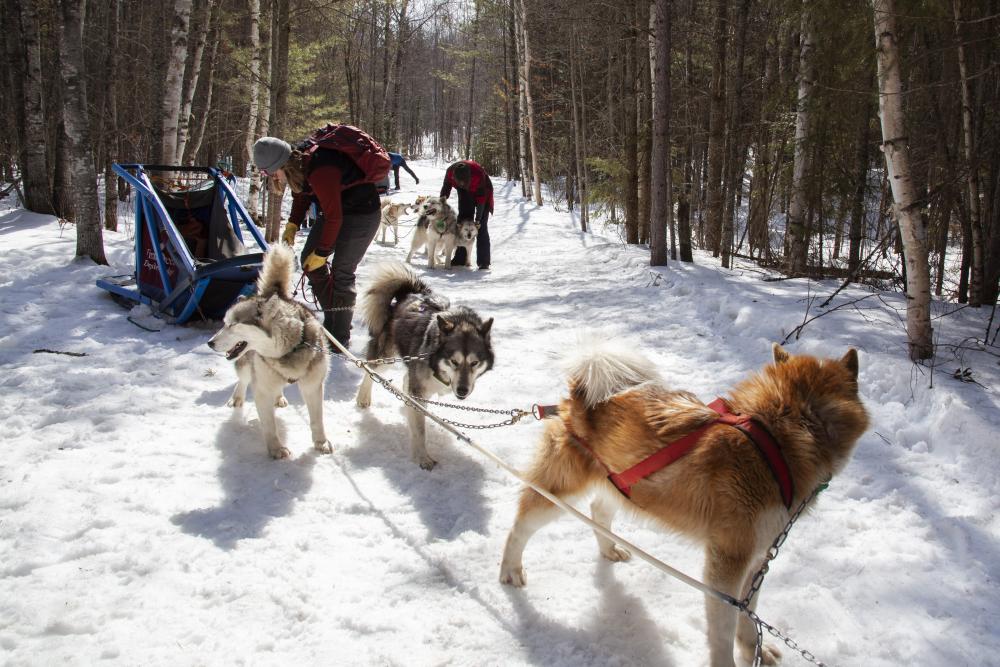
97 164 269 324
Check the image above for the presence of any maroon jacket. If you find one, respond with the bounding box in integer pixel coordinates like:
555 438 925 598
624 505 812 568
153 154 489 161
289 149 379 255
440 160 494 213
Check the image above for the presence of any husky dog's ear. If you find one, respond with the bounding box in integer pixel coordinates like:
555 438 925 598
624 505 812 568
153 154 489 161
437 315 455 333
772 343 790 364
841 348 859 380
479 317 493 339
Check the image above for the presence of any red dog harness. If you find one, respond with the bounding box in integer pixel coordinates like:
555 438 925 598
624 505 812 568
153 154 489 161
564 398 795 509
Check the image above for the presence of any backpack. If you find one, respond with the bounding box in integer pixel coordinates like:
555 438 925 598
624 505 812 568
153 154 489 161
300 124 391 186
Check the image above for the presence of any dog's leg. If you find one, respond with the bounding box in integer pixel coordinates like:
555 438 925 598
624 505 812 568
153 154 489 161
404 372 436 470
302 375 331 454
590 494 631 562
463 243 473 267
228 356 251 407
500 430 593 586
392 221 398 245
427 235 438 268
355 337 384 408
252 369 291 460
703 544 754 667
443 237 456 269
735 556 781 666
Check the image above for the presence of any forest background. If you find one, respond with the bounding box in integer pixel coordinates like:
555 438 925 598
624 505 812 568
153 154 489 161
2 0 999 359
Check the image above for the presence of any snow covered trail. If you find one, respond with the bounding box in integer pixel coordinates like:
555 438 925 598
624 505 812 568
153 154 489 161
1 161 999 666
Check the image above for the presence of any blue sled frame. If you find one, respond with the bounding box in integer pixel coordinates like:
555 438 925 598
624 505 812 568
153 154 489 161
97 164 270 325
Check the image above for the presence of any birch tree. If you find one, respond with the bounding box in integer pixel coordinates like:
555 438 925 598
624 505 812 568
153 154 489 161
58 0 106 264
785 0 815 275
517 0 542 205
246 0 263 221
874 0 932 360
177 0 216 165
161 0 193 164
703 0 727 256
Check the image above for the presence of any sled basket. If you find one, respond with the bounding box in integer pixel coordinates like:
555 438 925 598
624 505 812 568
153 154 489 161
97 164 269 324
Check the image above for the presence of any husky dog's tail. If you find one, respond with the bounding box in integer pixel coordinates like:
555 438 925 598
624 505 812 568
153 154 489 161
257 244 295 299
564 336 661 408
360 261 432 335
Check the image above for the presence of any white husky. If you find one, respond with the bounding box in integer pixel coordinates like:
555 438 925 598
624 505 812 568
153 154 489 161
405 196 457 268
208 245 331 459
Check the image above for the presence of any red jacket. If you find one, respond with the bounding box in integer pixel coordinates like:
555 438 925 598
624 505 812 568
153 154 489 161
289 150 379 255
440 160 494 213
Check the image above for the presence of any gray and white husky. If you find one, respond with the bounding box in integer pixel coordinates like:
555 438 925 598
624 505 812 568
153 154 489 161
208 244 331 459
405 196 457 269
355 261 494 469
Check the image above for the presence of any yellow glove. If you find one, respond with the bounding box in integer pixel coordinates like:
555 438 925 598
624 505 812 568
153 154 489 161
302 251 327 272
282 222 299 246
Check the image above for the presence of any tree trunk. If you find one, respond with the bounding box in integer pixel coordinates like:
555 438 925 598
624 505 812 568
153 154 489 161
848 95 872 276
18 0 54 214
720 0 750 269
266 0 290 244
513 0 529 197
637 0 652 245
464 0 480 159
518 0 542 205
874 0 933 360
704 0 727 256
677 0 695 262
246 0 262 221
623 2 639 243
785 0 815 275
390 0 410 149
649 0 672 266
570 28 588 233
189 0 221 165
161 0 192 165
177 0 215 165
953 0 984 306
58 0 106 264
103 0 121 231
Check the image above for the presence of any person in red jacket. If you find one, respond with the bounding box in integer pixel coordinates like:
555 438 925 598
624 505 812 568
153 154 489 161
253 135 381 348
440 160 493 270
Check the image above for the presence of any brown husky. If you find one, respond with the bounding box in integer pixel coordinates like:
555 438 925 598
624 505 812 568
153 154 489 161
499 340 869 667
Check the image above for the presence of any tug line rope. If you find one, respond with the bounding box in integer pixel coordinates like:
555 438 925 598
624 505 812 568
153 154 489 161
320 327 831 666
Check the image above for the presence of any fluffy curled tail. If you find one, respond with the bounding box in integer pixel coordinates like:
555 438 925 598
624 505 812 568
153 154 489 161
360 261 432 335
257 244 295 299
564 337 662 409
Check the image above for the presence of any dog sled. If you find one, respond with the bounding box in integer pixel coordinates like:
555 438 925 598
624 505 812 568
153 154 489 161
97 164 269 324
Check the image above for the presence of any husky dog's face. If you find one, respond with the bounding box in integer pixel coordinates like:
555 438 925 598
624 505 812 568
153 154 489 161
457 218 480 242
433 315 494 400
418 197 444 220
207 296 259 361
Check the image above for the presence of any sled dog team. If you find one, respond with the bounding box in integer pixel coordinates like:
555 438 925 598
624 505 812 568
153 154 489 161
379 195 480 269
208 243 869 667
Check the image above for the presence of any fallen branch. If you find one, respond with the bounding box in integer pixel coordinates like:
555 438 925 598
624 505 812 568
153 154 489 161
781 293 880 344
33 348 88 357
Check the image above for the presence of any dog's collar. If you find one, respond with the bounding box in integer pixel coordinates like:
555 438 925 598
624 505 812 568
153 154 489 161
567 398 794 509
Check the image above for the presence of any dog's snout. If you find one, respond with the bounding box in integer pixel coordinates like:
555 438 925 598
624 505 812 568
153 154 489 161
455 386 470 399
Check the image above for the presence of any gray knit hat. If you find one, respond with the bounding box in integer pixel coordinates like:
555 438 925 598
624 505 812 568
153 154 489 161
252 137 292 174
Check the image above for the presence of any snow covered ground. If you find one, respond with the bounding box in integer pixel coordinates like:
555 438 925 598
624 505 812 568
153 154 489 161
1 160 998 666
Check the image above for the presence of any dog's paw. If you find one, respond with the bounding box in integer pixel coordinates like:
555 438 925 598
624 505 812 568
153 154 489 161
740 641 781 665
356 394 371 408
499 566 527 587
314 440 332 454
416 455 437 471
275 396 288 408
227 396 245 408
268 445 292 460
600 544 632 562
